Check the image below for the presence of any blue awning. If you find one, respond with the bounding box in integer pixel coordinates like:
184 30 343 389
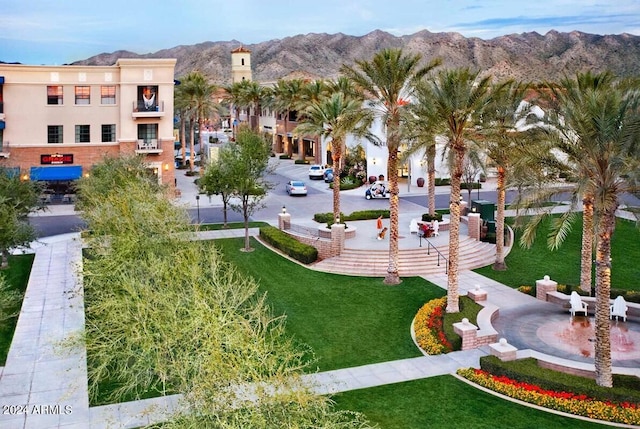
0 121 5 130
30 166 82 181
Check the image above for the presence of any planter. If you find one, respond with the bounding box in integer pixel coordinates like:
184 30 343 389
416 177 425 187
368 175 377 184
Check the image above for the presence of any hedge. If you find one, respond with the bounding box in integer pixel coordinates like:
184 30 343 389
279 154 291 160
479 356 640 404
294 159 310 164
259 226 318 264
313 210 390 223
460 182 481 190
434 178 450 186
421 213 443 222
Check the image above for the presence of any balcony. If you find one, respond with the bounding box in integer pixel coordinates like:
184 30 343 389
132 100 166 118
135 139 162 155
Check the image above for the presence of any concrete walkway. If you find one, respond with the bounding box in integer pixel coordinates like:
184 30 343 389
3 227 639 428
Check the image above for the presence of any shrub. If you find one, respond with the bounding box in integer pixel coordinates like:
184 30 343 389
185 170 199 177
279 154 291 160
259 226 318 264
414 297 452 354
460 182 481 190
421 213 443 222
516 285 535 296
434 178 450 186
314 210 389 223
294 159 309 164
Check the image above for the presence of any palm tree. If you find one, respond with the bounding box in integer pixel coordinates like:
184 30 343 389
341 49 440 285
482 80 543 270
176 72 217 170
240 80 270 132
271 79 305 158
295 90 375 223
524 71 640 387
416 68 493 312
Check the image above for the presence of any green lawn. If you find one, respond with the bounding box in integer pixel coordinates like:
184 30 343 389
0 254 35 365
333 376 608 429
475 216 640 290
215 237 444 371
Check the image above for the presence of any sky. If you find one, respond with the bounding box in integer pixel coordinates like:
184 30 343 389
1 0 639 65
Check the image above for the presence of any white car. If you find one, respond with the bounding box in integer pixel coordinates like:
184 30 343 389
286 180 307 196
308 164 325 180
175 150 201 165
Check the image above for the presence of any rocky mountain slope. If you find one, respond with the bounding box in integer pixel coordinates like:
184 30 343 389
71 29 640 84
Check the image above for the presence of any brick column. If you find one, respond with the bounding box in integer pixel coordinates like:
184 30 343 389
535 275 558 301
467 213 481 241
330 223 346 257
489 338 518 361
453 318 478 350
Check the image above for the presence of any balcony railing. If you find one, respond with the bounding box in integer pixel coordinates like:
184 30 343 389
132 100 165 118
135 139 162 154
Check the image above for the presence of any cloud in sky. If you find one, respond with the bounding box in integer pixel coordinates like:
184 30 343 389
1 0 639 65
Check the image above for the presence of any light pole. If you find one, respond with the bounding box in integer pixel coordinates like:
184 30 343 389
477 179 481 200
196 195 200 223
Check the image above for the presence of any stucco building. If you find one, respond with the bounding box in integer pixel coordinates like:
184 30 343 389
0 58 177 196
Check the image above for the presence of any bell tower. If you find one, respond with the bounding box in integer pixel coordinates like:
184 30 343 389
231 46 252 83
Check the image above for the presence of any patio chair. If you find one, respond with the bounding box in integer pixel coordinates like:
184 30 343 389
409 219 419 234
610 296 628 322
570 291 588 316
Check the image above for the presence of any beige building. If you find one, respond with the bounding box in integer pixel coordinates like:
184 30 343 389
0 58 177 196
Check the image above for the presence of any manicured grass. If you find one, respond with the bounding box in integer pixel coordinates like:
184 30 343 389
475 216 640 290
197 221 270 231
0 254 35 365
333 376 608 429
215 237 444 371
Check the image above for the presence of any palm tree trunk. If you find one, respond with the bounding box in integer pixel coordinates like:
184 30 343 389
180 118 187 168
446 144 465 313
493 166 507 270
297 136 305 161
594 210 614 387
189 119 195 173
331 140 343 223
384 142 401 285
285 113 293 158
427 144 436 216
580 195 594 293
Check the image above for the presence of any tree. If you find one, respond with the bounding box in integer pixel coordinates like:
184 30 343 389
175 71 218 170
295 90 375 223
341 48 440 285
520 71 640 387
221 127 272 251
404 109 438 217
271 79 305 158
415 68 494 312
0 173 41 269
198 159 234 228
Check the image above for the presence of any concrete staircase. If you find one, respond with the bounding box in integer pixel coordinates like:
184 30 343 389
312 236 497 276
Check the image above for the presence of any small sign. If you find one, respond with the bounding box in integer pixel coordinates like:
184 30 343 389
41 154 73 165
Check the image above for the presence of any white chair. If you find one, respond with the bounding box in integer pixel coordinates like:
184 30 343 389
409 219 419 234
432 220 440 236
570 291 588 316
610 296 628 321
150 138 158 149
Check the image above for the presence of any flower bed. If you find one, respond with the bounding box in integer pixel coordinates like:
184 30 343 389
413 297 452 355
457 368 640 426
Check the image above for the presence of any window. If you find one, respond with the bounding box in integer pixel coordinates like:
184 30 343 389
101 85 116 104
47 86 63 105
101 124 116 142
241 58 245 66
137 123 157 144
48 125 63 143
75 125 90 143
75 86 90 105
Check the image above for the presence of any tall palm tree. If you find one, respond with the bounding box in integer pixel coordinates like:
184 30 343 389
177 72 217 170
481 80 542 270
524 71 640 387
239 80 270 132
271 79 305 158
295 90 375 223
416 68 493 311
341 49 440 285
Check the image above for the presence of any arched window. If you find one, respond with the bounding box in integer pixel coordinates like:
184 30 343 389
241 58 245 66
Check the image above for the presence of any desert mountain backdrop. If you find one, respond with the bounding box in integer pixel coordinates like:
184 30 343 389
71 29 640 84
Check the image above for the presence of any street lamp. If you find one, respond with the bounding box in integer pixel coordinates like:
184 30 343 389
196 195 200 223
477 179 481 199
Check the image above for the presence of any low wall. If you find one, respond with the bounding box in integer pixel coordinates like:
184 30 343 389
318 225 357 239
287 233 334 260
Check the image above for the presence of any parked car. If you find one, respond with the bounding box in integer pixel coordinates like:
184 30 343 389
323 168 334 182
308 164 325 180
365 180 391 199
286 180 307 196
175 150 201 165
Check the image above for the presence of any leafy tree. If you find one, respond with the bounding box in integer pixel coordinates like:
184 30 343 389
341 48 440 285
0 173 41 269
270 78 305 158
415 68 494 312
199 159 234 227
221 127 272 251
295 90 375 223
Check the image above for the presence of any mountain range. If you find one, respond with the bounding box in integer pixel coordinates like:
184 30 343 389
71 29 640 84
